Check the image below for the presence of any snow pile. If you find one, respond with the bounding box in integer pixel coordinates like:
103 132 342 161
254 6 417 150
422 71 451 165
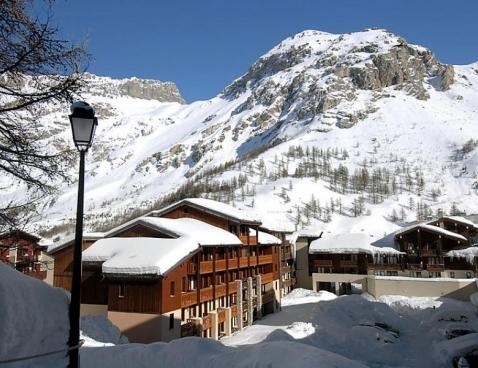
0 263 69 367
83 217 242 275
81 315 129 347
81 337 367 368
374 294 443 315
281 288 337 306
309 232 403 255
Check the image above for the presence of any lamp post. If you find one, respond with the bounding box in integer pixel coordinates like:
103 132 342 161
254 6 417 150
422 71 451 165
68 101 97 368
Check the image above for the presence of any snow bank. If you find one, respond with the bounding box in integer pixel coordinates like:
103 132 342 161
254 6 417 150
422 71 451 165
81 337 367 368
0 263 69 367
81 315 129 347
309 232 403 255
281 288 337 306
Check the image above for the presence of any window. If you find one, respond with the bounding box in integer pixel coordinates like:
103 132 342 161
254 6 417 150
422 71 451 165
182 277 187 292
450 271 455 278
118 283 125 298
170 281 175 296
466 272 472 279
386 271 398 276
415 272 422 278
169 313 174 330
181 308 186 322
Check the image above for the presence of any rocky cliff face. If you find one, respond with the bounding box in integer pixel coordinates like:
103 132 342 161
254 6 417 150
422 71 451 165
82 73 185 103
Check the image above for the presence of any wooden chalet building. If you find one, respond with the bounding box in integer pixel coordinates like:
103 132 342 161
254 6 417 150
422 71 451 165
299 216 478 295
307 233 403 294
0 230 51 281
394 216 478 278
67 198 290 343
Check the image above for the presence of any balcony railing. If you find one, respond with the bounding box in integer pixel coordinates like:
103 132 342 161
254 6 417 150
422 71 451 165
200 287 213 303
407 263 423 271
426 264 445 272
199 261 213 274
181 290 197 308
420 249 437 257
367 263 401 271
339 260 358 267
261 273 274 284
258 254 273 265
312 260 333 267
215 284 227 297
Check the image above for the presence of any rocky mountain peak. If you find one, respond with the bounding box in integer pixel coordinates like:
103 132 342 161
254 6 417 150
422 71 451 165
221 29 454 132
82 73 185 103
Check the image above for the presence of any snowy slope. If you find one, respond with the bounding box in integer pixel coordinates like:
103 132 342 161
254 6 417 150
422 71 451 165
3 29 478 241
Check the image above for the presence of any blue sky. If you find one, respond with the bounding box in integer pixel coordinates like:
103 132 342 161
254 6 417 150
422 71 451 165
53 0 478 102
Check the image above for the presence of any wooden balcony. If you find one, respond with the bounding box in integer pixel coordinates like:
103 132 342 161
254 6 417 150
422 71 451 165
181 290 197 308
228 281 237 294
426 264 445 272
339 260 358 268
420 249 437 257
313 260 333 267
258 254 273 265
200 287 213 303
239 257 249 268
231 304 238 317
200 261 213 274
215 259 227 272
249 257 258 266
367 263 401 271
261 273 274 284
407 263 423 271
215 283 227 297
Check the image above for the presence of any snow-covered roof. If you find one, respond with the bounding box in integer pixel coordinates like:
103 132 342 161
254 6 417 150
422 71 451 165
394 223 467 242
440 216 478 229
148 198 261 224
83 218 243 275
252 229 282 245
287 230 323 246
309 233 403 255
47 232 105 253
445 246 478 264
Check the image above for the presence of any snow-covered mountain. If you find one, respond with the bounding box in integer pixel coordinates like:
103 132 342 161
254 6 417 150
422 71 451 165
3 28 478 240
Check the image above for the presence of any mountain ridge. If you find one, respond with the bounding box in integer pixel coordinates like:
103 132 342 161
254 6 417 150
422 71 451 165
2 28 478 242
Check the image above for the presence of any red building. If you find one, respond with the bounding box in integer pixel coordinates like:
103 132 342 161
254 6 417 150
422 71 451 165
0 230 50 280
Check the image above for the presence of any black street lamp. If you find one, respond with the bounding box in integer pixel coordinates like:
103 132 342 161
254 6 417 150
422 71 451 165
68 101 97 368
